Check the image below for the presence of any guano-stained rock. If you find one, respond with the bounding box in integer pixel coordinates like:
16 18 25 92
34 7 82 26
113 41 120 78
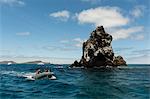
70 26 127 68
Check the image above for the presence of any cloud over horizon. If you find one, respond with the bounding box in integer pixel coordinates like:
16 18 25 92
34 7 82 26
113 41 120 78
127 54 150 64
108 26 144 40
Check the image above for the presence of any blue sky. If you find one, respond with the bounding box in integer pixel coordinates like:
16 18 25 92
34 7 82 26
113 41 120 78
0 0 149 64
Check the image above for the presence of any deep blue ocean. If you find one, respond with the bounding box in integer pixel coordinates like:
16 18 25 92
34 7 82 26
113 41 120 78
0 64 150 99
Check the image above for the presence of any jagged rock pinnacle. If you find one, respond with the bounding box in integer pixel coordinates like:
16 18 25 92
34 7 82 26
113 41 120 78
71 26 127 68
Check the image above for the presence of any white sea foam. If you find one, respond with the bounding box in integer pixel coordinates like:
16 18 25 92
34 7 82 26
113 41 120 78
23 73 35 80
0 70 35 80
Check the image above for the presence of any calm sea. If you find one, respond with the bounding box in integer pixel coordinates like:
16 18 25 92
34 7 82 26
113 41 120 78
0 64 150 99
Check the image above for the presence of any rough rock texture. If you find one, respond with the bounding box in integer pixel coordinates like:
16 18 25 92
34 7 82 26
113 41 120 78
113 56 127 66
70 26 126 68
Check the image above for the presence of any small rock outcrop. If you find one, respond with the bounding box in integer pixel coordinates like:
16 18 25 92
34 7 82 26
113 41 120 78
113 56 127 66
70 26 126 68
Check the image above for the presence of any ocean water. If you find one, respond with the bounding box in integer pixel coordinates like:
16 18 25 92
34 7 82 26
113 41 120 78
0 64 149 99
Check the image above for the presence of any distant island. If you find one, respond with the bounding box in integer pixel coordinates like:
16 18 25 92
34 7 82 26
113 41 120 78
0 61 17 64
22 61 50 64
0 60 50 65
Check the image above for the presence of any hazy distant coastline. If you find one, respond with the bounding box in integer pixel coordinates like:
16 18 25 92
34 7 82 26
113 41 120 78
0 60 50 64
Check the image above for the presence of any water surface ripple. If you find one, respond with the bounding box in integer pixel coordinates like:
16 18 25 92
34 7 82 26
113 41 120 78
0 64 149 99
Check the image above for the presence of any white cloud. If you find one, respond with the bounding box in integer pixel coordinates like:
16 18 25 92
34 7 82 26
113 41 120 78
73 38 84 42
130 5 145 18
73 38 86 47
75 44 82 47
81 0 89 1
131 34 144 40
76 7 129 28
115 48 150 64
43 45 78 51
49 10 70 21
59 38 86 48
60 40 69 43
114 47 133 52
80 0 101 4
16 32 30 36
0 0 25 6
109 26 144 40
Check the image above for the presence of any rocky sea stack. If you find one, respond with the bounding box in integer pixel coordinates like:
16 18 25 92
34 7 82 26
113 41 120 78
71 26 127 68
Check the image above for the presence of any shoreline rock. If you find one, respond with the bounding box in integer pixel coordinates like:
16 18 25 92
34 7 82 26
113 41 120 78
70 26 127 68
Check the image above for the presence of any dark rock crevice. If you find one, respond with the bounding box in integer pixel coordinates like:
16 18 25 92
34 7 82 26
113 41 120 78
70 26 127 68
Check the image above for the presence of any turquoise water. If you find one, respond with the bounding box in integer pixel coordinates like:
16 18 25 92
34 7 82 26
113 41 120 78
0 64 150 99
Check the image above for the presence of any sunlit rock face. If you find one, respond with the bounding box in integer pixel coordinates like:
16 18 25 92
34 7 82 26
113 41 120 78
71 26 127 68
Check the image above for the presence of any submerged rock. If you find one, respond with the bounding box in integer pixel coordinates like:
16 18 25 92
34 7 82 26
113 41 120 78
71 26 127 68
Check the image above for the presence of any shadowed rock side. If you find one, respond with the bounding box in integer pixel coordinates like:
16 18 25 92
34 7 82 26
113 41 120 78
71 26 127 68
